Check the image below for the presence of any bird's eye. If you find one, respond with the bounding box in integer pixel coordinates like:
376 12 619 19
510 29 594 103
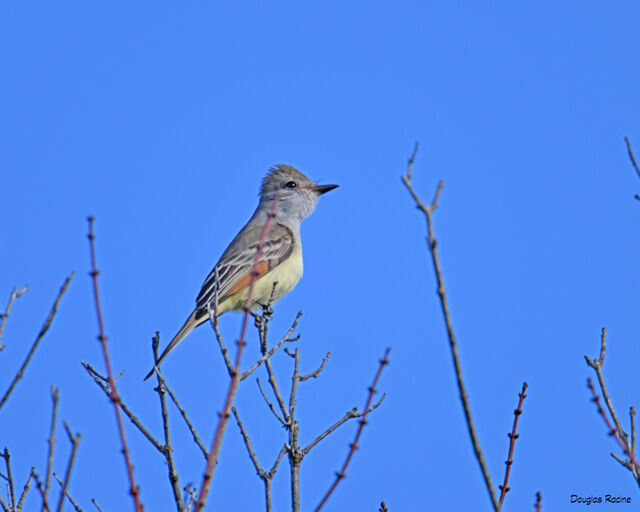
284 181 297 189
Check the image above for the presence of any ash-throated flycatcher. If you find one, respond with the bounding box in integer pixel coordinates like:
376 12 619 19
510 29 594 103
145 165 338 380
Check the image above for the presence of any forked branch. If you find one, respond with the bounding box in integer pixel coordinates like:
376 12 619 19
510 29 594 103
401 143 500 510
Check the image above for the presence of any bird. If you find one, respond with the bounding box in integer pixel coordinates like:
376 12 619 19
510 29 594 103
145 165 338 380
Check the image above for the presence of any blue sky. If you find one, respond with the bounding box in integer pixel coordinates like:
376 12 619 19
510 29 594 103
2 2 640 511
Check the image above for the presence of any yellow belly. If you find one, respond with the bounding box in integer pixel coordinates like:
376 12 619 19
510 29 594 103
221 244 303 312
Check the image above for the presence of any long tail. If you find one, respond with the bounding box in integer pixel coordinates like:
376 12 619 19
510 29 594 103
144 309 203 381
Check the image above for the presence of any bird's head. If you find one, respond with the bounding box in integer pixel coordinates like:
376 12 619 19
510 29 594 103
259 165 338 223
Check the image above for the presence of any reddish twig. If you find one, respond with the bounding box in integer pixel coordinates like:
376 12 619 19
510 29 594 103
194 198 279 511
401 143 500 510
379 502 389 512
314 347 390 512
87 217 144 512
499 382 528 506
534 491 541 511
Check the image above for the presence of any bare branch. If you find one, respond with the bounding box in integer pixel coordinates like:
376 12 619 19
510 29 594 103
300 353 330 382
55 422 81 512
585 328 628 443
152 334 184 511
0 274 73 411
0 285 28 350
195 197 279 511
53 474 83 512
183 485 197 512
91 498 104 512
401 146 500 511
498 382 528 507
157 372 208 460
0 449 15 511
82 361 164 453
625 137 640 179
586 377 639 486
303 395 385 456
34 473 51 512
207 271 233 376
44 386 60 508
17 467 35 511
631 407 636 455
256 378 286 426
87 217 144 511
534 491 542 512
314 347 390 512
241 311 302 381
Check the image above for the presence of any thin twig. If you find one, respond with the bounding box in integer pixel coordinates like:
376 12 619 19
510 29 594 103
534 491 541 511
0 274 73 411
631 407 636 455
401 144 500 510
157 372 208 460
587 378 640 485
585 327 639 485
44 386 60 508
241 312 302 381
379 502 389 512
91 498 104 512
0 285 28 350
87 217 144 511
231 407 286 512
0 449 15 511
0 495 8 512
55 422 81 512
625 137 640 179
17 467 35 511
53 473 83 512
624 137 640 201
207 269 233 376
34 473 51 512
300 352 330 381
303 396 385 456
256 378 286 426
498 382 528 507
585 328 628 443
152 334 184 512
195 197 279 511
183 485 198 512
82 362 164 453
314 347 390 512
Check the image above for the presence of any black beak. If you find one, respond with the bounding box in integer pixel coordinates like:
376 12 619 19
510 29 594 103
313 184 339 195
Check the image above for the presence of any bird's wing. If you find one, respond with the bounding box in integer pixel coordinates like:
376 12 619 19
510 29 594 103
196 222 295 310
